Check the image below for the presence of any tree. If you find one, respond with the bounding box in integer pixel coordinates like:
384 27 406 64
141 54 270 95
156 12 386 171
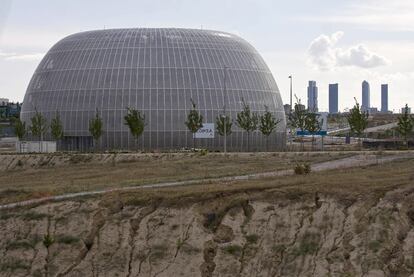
50 112 64 141
185 99 203 150
397 104 414 148
289 96 308 150
124 107 145 151
216 112 232 153
259 106 281 151
347 98 368 149
236 98 258 152
89 109 103 151
305 112 322 151
30 109 48 151
14 117 26 141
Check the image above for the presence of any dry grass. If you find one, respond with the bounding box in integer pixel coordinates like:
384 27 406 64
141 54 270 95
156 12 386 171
115 158 414 208
0 152 353 205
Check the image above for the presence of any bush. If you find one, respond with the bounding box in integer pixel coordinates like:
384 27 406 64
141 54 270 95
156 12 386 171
294 163 311 175
223 244 242 256
199 148 209 156
43 234 54 248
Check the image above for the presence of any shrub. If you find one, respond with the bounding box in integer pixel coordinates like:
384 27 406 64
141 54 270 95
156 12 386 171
294 162 311 175
199 148 209 156
43 234 54 248
223 244 242 256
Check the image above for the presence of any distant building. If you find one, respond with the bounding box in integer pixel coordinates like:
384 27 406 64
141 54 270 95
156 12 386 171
329 83 338 114
362 80 370 112
381 84 388 113
368 107 378 114
0 98 9 106
401 107 412 114
307 80 318 112
0 101 21 118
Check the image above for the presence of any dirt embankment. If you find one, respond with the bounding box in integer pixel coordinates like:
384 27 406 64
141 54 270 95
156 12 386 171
1 186 414 277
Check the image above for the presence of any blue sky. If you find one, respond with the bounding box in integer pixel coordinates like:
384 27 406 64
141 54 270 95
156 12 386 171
0 0 413 112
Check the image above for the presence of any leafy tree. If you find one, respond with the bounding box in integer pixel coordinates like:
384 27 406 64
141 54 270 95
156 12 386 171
50 112 64 141
259 106 281 151
216 112 232 153
185 99 203 149
289 96 308 150
397 104 414 148
236 98 258 152
305 112 322 150
14 117 26 141
30 109 48 142
289 96 307 131
347 98 368 149
89 109 103 151
124 107 146 150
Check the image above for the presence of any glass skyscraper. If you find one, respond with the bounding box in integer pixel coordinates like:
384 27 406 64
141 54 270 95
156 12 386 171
307 81 318 112
329 83 338 114
362 80 370 112
21 28 286 151
381 84 388 113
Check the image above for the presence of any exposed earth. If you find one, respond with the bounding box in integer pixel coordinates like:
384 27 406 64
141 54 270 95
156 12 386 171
1 151 414 276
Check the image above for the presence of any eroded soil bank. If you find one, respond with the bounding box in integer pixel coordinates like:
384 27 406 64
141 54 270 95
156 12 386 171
1 183 414 277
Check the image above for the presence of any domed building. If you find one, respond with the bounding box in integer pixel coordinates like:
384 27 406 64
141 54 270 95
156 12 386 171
21 28 286 151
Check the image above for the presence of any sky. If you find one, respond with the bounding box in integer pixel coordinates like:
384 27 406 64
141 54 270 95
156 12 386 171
0 0 413 112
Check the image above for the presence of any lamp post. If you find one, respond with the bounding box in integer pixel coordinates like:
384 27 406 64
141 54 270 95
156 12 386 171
223 66 228 153
288 75 293 150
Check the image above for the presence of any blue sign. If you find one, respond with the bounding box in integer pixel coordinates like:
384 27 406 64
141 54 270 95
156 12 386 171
296 130 327 136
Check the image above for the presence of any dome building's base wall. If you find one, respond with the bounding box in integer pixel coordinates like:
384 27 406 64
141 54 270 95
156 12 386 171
54 131 286 152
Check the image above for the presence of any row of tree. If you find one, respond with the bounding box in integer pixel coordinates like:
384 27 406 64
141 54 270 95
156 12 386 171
289 96 414 149
14 98 281 151
185 98 281 152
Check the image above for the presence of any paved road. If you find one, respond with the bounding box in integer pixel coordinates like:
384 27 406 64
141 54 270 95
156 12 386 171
1 152 413 210
327 121 398 135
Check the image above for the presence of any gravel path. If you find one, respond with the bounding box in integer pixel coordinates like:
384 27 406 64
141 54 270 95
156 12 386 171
1 152 413 210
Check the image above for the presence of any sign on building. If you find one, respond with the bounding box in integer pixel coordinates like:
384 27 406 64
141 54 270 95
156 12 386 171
194 123 215 139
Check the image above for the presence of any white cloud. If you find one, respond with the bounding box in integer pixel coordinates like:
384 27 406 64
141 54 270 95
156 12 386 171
307 32 389 71
0 50 44 61
4 53 44 61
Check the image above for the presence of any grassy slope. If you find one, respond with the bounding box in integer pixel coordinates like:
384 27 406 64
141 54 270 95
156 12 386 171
0 152 353 205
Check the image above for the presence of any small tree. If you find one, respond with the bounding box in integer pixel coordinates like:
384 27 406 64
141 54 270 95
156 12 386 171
124 107 145 151
259 106 281 151
289 96 308 150
14 117 26 141
397 104 414 148
30 109 48 151
89 109 103 151
347 98 368 149
236 98 258 152
216 112 232 153
185 99 203 150
50 112 64 141
305 113 322 151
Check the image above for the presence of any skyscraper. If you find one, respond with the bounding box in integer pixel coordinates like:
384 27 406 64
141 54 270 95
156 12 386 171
362 80 370 112
381 84 388 113
329 83 338 114
307 80 318 112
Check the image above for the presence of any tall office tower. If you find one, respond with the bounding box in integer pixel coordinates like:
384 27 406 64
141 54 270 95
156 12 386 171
307 80 318 112
381 84 388 113
329 83 339 114
362 80 370 112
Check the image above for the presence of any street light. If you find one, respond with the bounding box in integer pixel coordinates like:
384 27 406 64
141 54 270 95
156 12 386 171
223 66 228 153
